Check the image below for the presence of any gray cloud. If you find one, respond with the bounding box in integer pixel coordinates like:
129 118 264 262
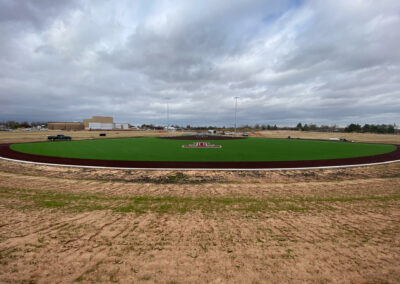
0 0 399 127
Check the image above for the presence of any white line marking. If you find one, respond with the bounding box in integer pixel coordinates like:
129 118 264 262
0 156 399 171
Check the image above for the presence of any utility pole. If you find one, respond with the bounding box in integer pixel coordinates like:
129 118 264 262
234 96 240 136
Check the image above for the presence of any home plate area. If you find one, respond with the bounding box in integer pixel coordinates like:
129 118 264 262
182 142 222 148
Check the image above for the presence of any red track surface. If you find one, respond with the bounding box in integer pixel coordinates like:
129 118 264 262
1 142 399 169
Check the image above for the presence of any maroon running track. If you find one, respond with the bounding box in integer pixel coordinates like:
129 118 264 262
0 142 399 169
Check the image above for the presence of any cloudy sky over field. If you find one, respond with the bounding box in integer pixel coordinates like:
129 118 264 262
0 0 399 126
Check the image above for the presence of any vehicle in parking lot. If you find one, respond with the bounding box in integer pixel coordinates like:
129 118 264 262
47 134 72 141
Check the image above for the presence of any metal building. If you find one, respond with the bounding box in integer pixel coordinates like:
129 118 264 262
47 122 84 131
114 123 129 130
83 116 114 130
88 122 114 130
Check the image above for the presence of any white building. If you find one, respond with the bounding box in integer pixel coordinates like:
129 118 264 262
114 123 129 130
164 126 176 131
88 122 130 130
88 122 114 130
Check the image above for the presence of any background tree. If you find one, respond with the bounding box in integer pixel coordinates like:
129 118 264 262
344 124 362 132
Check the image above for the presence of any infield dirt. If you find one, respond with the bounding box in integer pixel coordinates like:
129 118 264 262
0 130 399 283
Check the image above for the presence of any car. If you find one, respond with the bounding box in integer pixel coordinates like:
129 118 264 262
47 134 72 141
242 132 248 137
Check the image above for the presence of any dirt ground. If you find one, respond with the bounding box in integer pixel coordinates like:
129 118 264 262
0 129 174 144
1 129 399 144
0 131 399 283
257 130 400 144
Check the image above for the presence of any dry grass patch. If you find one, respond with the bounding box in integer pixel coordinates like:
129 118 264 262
257 129 400 144
0 129 181 143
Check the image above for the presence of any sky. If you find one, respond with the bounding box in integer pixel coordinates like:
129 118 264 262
0 0 399 127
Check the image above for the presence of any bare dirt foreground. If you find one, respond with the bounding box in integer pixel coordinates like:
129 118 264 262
0 131 399 283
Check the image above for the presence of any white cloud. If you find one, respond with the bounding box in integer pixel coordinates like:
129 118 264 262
0 0 399 126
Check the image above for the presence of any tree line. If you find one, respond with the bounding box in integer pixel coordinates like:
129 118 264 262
0 121 48 129
116 123 400 134
343 123 396 134
1 121 397 134
293 123 397 134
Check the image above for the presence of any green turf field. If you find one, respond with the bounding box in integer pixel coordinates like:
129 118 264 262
9 137 396 162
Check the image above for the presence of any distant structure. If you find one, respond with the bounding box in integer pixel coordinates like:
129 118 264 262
164 126 176 131
48 116 129 131
47 122 84 131
114 123 129 130
83 116 114 130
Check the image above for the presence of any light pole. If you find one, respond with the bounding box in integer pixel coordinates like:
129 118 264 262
234 96 240 136
166 98 170 135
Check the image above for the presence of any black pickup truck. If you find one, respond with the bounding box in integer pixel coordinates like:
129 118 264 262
47 134 72 141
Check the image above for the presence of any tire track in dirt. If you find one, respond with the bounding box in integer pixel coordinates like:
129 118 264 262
0 221 22 229
1 207 399 283
0 211 135 283
57 214 137 282
273 215 311 242
0 213 93 249
67 248 108 283
87 216 124 242
0 162 400 282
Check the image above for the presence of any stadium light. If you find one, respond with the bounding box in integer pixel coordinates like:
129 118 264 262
234 96 240 136
166 97 170 135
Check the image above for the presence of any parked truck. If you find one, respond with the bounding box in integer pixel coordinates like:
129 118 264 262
47 134 72 141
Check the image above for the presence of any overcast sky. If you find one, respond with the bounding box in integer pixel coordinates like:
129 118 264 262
0 0 399 127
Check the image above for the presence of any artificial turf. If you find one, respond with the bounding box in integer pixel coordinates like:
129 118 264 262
10 137 396 162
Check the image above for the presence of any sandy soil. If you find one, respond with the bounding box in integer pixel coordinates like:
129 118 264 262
257 130 400 144
0 129 189 144
0 131 399 283
2 129 399 144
